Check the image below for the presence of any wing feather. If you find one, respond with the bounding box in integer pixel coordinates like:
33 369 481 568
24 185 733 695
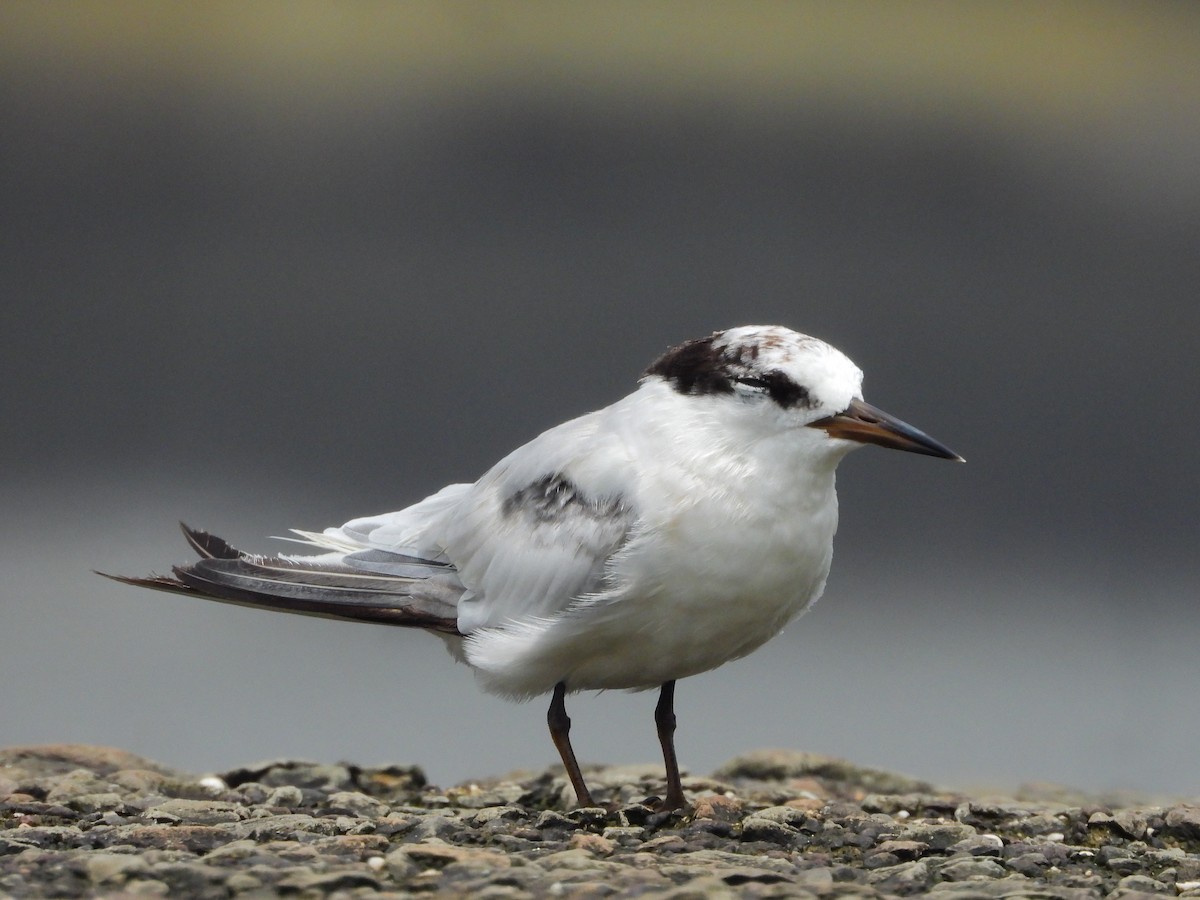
105 527 464 633
437 411 637 632
173 558 459 630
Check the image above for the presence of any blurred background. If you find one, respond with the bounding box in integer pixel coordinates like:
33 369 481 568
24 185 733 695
3 2 1198 797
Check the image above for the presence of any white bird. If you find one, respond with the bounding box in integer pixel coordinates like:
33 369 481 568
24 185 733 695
107 325 961 811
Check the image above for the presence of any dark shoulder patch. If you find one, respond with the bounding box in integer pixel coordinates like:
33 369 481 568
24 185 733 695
644 335 736 396
502 474 624 524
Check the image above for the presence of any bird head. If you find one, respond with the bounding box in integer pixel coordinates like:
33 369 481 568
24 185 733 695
644 325 963 462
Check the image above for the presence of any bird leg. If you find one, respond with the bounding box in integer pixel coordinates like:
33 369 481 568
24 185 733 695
654 680 688 811
547 681 595 808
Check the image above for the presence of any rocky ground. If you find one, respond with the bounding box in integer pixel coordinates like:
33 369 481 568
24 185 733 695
1 745 1198 898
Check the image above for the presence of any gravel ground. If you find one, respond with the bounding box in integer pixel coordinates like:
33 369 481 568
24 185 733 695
2 745 1198 898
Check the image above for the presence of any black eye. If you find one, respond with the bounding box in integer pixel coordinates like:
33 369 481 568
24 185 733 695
734 376 772 390
734 372 814 409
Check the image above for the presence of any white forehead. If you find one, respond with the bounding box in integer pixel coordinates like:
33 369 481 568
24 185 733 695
715 325 864 409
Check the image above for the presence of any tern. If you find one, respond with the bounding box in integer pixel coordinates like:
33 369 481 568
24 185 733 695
106 325 961 811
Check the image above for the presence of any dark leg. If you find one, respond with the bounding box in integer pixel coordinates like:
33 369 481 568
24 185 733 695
654 680 688 811
547 681 594 808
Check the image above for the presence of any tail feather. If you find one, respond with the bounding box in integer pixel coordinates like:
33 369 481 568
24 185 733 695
102 527 463 635
180 523 242 560
99 571 204 598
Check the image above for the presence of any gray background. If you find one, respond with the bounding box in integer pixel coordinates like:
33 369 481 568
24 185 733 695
4 3 1197 796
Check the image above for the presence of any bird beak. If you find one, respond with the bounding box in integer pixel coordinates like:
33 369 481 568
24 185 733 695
812 398 964 461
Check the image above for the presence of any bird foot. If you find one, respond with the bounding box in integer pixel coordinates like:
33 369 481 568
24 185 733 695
642 794 689 815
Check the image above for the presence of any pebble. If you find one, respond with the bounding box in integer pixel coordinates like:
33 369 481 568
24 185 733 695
1 743 1197 898
326 789 390 818
938 856 1008 881
263 784 304 808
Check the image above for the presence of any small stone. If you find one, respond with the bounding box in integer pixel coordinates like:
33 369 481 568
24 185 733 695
224 871 263 892
1005 852 1048 877
402 841 512 872
264 785 304 808
1106 856 1144 876
638 834 687 853
937 857 1006 881
126 879 171 896
469 805 528 826
405 811 465 842
751 805 812 827
67 792 123 814
326 790 390 818
1112 810 1149 840
1164 807 1200 842
569 832 615 855
1112 873 1170 894
602 826 646 845
228 812 331 840
740 815 801 846
203 839 259 862
864 851 900 869
796 866 836 888
873 839 928 860
276 870 382 893
45 769 113 802
784 796 826 812
1174 858 1200 881
535 809 576 831
895 821 977 850
87 852 148 884
145 860 227 895
384 846 421 880
143 798 243 825
1144 847 1186 865
948 834 1005 856
349 762 427 798
535 847 611 872
1017 814 1068 837
565 805 609 829
717 865 796 888
868 858 931 889
310 833 390 860
691 795 744 823
1097 844 1131 865
230 781 270 804
955 801 1027 829
196 774 228 792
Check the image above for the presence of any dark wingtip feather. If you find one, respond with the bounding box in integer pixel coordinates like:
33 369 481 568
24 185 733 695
95 570 202 597
179 523 244 560
100 530 463 635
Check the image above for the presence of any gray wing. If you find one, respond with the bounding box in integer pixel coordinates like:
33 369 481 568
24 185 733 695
435 413 637 633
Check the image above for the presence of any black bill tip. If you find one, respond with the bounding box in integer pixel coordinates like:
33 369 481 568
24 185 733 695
812 398 964 462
